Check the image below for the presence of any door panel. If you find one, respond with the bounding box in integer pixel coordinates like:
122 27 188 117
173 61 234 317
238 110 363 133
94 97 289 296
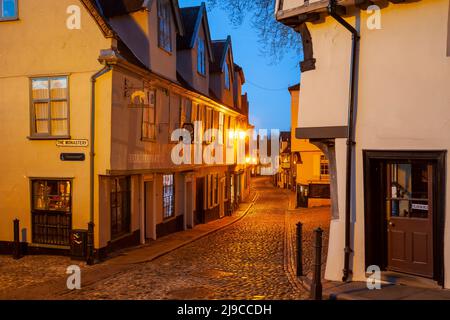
387 162 433 278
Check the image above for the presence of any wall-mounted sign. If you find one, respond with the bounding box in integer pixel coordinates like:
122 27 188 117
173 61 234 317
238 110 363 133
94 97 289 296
411 203 428 211
60 153 85 161
56 140 89 147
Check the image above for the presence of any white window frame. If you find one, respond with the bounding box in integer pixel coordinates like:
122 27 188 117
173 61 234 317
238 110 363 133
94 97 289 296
30 76 70 139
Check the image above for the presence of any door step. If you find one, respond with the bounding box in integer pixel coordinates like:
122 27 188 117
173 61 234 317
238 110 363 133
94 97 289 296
381 271 440 289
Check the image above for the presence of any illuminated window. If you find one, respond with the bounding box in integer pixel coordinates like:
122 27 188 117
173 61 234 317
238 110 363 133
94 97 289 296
31 77 69 138
163 174 175 219
320 155 329 178
31 179 72 246
142 89 156 140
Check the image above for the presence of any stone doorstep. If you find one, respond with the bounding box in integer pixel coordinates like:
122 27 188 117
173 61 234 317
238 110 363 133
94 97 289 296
324 281 450 300
0 191 258 300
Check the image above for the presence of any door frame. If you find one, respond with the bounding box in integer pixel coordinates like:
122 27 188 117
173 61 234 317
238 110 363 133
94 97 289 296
363 150 446 286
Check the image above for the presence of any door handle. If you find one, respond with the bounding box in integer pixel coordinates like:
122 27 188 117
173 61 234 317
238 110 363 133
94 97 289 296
389 221 395 227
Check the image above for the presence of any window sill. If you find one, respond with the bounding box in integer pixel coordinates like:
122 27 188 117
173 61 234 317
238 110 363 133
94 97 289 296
0 17 19 22
27 135 71 141
158 46 173 56
163 215 176 222
197 71 207 78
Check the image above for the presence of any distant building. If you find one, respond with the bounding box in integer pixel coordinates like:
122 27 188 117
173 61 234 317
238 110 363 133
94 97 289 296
289 84 330 208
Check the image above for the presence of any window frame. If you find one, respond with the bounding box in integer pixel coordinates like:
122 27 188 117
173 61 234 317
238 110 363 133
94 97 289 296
157 0 172 53
110 176 131 240
320 155 330 179
163 174 175 220
29 76 70 140
142 89 157 141
224 62 231 91
0 0 18 21
197 37 206 76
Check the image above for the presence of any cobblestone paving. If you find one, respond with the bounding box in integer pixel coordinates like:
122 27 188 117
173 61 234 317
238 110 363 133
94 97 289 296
0 255 87 292
66 177 308 300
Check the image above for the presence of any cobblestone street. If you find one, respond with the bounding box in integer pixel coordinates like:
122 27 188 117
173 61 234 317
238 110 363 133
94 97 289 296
60 177 329 300
0 177 331 300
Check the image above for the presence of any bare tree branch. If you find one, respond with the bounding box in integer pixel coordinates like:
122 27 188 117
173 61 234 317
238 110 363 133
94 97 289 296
207 0 302 63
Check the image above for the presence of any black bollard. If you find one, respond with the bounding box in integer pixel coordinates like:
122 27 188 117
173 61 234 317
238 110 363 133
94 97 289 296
310 227 323 300
13 219 21 259
296 222 303 276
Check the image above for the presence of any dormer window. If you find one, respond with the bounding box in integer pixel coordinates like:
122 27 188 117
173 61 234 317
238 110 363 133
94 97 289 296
158 0 172 53
0 0 17 21
224 62 231 90
197 37 206 75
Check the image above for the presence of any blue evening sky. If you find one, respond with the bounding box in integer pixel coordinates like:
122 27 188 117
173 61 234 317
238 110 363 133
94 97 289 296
179 0 301 132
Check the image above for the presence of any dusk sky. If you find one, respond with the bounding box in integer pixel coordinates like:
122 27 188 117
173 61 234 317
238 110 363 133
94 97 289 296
179 0 301 132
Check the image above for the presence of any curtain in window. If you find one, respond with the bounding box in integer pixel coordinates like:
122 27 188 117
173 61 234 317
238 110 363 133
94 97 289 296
31 77 69 137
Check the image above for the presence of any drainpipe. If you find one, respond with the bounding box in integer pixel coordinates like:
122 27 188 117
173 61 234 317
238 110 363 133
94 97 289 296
88 65 112 265
328 0 360 282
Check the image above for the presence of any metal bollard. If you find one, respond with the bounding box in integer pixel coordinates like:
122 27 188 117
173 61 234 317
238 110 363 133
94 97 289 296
13 219 21 260
86 222 95 265
296 222 303 276
310 227 323 300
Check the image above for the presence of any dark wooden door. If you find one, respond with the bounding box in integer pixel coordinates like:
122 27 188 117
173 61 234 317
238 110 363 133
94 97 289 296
195 178 205 225
386 162 434 278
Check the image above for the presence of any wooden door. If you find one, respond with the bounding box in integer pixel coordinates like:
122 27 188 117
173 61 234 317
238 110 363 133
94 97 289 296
386 162 434 278
195 178 205 225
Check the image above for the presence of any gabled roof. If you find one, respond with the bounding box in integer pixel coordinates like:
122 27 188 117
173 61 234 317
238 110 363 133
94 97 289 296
85 0 184 36
210 36 233 73
234 63 245 84
177 3 213 62
288 83 300 92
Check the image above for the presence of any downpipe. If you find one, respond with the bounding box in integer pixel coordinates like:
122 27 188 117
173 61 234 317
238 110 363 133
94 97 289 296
328 0 360 282
87 65 112 265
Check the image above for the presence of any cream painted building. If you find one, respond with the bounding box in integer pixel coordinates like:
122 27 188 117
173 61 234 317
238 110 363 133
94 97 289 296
0 0 252 261
277 0 450 288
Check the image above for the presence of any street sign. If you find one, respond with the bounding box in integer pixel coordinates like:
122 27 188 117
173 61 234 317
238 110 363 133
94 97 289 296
56 139 89 147
60 153 86 161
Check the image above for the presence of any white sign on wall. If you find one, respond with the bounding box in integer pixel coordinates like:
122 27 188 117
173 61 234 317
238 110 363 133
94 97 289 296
56 140 89 147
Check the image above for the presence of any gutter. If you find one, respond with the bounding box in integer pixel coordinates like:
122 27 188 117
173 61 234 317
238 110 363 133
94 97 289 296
87 65 113 265
327 0 360 282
